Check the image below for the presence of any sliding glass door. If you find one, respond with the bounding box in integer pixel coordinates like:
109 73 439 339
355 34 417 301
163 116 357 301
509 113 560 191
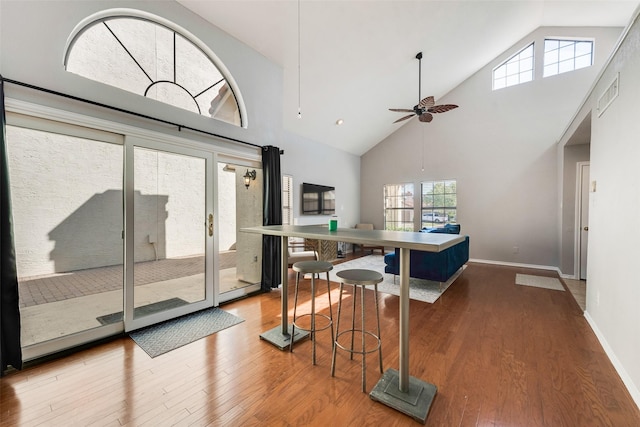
6 113 125 359
6 110 256 358
124 137 213 331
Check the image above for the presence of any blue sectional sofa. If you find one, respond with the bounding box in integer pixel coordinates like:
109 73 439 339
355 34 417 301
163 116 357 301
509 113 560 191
383 226 469 283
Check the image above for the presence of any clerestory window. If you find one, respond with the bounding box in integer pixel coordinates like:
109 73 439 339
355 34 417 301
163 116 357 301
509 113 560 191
493 43 534 90
64 10 244 127
543 39 593 78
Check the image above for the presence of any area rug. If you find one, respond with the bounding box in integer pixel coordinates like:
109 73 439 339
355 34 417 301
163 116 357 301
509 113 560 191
328 255 464 304
129 307 244 358
515 274 565 291
96 297 188 325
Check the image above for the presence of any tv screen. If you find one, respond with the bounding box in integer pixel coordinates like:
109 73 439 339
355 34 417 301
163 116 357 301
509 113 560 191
302 183 335 215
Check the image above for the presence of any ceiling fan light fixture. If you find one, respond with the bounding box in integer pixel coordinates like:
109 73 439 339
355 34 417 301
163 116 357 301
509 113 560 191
336 118 344 125
389 51 459 124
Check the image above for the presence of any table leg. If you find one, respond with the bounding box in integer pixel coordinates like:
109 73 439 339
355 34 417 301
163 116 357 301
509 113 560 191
259 235 309 349
369 247 437 424
281 236 288 335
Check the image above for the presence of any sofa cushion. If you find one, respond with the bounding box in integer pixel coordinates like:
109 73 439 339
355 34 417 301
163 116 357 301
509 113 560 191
425 223 461 234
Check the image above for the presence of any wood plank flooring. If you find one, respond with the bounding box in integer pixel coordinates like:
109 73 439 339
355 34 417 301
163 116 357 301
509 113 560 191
2 262 639 426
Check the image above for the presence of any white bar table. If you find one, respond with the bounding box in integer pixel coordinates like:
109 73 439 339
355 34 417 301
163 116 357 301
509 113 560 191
241 225 464 424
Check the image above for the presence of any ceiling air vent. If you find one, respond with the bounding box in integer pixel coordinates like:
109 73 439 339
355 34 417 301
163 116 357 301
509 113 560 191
597 73 619 117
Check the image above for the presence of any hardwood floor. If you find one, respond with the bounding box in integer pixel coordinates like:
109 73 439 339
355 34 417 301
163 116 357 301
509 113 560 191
2 262 639 426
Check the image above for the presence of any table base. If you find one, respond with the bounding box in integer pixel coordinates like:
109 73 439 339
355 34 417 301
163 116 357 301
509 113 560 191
259 325 309 350
369 368 437 424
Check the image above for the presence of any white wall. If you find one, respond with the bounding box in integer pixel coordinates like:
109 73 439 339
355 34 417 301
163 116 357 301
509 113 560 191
361 26 622 267
6 124 125 276
579 11 640 406
280 130 361 229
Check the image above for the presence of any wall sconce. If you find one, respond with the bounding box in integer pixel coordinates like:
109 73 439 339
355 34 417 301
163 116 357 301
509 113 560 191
243 169 256 189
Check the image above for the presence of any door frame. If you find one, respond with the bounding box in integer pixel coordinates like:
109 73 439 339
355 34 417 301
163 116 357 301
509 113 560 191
574 161 590 280
124 135 214 332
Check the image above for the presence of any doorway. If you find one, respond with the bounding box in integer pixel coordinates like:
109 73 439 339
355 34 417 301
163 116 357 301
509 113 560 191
576 162 590 280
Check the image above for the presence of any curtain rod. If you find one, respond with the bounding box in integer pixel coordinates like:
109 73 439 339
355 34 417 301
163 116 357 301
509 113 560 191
1 76 264 150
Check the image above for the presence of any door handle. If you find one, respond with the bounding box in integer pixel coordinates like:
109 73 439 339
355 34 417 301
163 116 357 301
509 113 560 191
208 214 214 237
583 226 589 231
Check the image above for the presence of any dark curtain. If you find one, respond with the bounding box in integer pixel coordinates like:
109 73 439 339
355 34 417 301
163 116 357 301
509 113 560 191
0 77 23 374
261 145 282 292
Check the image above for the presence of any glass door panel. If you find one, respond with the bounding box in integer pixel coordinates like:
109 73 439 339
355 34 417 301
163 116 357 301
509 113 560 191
125 139 213 331
216 161 262 302
6 116 124 359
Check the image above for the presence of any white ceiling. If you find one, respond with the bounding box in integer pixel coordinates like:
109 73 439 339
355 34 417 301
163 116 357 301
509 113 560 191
177 0 638 155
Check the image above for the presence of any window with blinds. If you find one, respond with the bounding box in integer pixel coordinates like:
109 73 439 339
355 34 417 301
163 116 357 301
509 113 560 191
282 175 293 225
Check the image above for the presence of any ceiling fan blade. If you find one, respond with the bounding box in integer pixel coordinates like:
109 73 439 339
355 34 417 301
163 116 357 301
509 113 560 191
393 114 415 123
428 104 459 114
418 96 435 108
389 108 414 113
418 112 433 123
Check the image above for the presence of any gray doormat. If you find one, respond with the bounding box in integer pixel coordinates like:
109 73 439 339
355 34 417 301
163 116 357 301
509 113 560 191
129 307 244 358
96 297 189 325
515 274 565 291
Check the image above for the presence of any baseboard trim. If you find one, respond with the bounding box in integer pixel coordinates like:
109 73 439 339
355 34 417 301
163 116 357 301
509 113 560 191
584 311 640 411
468 258 560 273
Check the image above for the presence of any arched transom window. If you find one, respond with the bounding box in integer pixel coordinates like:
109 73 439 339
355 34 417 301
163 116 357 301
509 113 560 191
64 10 244 127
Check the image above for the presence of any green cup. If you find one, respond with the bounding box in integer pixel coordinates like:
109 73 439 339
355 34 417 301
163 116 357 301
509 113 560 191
329 218 338 231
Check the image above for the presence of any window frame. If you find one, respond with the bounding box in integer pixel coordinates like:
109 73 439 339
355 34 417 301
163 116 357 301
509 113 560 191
492 42 535 90
383 183 414 232
420 180 457 230
543 38 594 78
63 8 247 128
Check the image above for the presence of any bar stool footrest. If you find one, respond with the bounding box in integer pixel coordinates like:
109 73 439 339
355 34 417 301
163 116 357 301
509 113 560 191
334 329 381 355
292 313 333 333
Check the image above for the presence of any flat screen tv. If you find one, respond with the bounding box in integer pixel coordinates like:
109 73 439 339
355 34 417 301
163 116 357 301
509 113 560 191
302 182 335 215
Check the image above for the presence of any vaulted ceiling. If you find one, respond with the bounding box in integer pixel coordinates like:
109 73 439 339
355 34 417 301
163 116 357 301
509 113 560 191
177 1 638 155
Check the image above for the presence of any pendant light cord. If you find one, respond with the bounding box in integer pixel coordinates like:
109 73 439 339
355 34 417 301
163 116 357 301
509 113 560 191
417 52 422 105
421 125 425 172
297 0 302 119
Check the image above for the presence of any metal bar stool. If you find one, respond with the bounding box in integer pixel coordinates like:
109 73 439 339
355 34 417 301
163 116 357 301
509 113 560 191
331 269 384 392
290 260 335 365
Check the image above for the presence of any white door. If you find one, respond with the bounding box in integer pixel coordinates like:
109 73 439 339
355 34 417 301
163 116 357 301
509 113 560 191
579 163 590 280
124 136 214 332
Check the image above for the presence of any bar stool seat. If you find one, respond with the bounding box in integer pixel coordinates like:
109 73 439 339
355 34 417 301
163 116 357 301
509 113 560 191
290 260 335 365
331 268 384 392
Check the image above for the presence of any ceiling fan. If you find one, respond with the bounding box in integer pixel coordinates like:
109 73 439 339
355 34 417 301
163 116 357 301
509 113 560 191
389 52 458 123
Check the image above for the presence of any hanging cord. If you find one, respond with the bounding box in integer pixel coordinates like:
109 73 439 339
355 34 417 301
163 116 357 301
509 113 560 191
0 76 262 150
297 0 302 119
421 124 425 172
